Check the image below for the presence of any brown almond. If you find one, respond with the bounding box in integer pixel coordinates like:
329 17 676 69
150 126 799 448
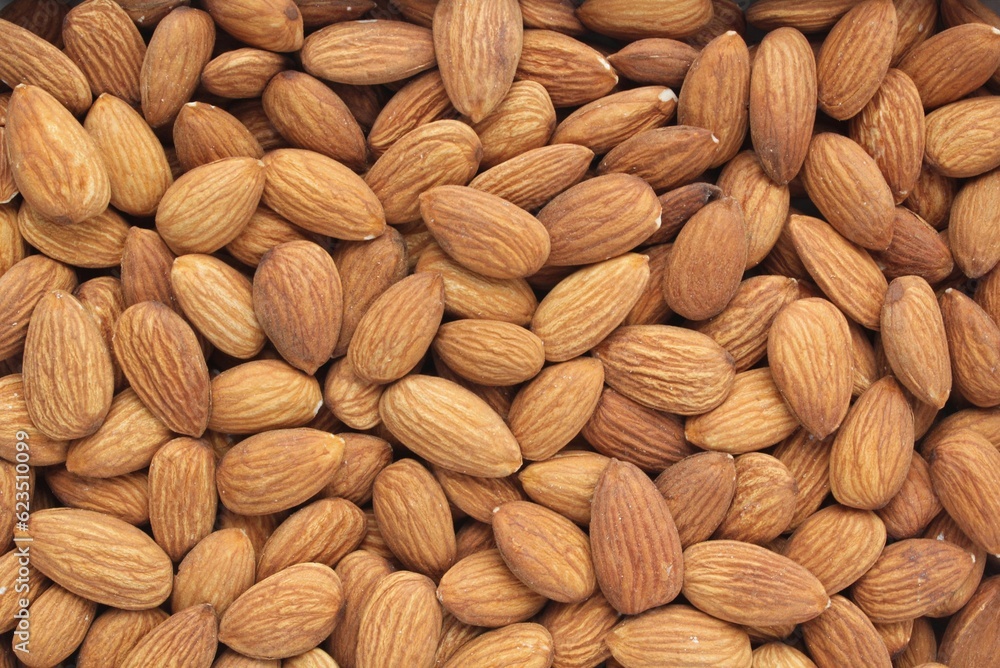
577 0 713 39
209 359 322 434
63 0 145 105
929 428 1000 554
148 437 217 562
607 38 700 88
0 18 91 114
257 498 365 581
172 102 264 172
801 595 892 668
355 571 442 668
171 528 255 616
432 319 544 387
202 0 303 52
551 86 677 155
471 80 555 169
516 30 618 108
940 288 1000 407
119 604 217 668
438 549 548 627
924 96 1000 178
469 143 594 212
713 453 797 544
301 19 436 85
717 151 790 268
77 609 169 668
201 48 292 100
598 124 719 192
899 23 1000 108
518 451 610 525
949 167 1000 279
140 7 215 128
872 206 954 285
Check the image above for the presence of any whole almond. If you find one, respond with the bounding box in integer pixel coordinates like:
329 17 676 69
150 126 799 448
367 69 455 157
84 93 173 217
876 451 941 539
899 23 1000 108
261 148 386 240
148 437 216 562
17 203 128 269
872 206 954 284
202 0 303 52
216 428 344 515
220 563 343 660
0 18 91 114
27 507 173 609
801 595 892 668
940 288 1000 407
471 81 556 169
11 584 96 667
949 167 1000 279
301 20 436 85
63 0 146 105
852 538 976 622
77 609 169 668
606 604 751 668
140 7 215 128
348 272 443 383
518 451 610 525
327 550 395 668
172 528 255 616
532 254 650 362
355 571 442 668
441 623 553 668
201 48 293 100
713 453 797 544
172 102 263 172
607 38 700 88
516 30 618 108
592 458 685 614
782 504 887 594
208 359 322 434
257 498 366 581
434 468 524 524
0 375 69 465
816 0 897 119
717 151 790 268
550 86 678 155
119 228 178 312
577 0 714 40
432 319 544 386
420 185 550 279
380 375 522 477
6 84 109 225
254 240 342 374
682 540 829 626
119 604 217 668
323 434 392 504
751 643 818 668
938 575 1000 668
323 357 383 430
929 429 1000 554
749 27 817 184
536 592 619 668
924 96 1000 178
45 467 149 526
437 549 547 627
598 124 719 191
881 275 952 408
767 298 854 438
469 143 594 212
113 301 210 437
655 452 738 547
803 133 896 250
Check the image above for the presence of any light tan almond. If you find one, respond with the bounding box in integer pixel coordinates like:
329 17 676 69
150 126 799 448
140 7 215 128
208 359 323 434
550 86 678 155
597 124 719 192
171 528 255 616
432 319 544 386
172 102 263 171
0 18 91 114
201 48 292 100
355 571 442 668
437 549 548 627
515 29 619 107
301 19 436 85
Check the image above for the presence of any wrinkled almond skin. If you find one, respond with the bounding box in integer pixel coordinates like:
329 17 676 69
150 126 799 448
140 7 215 129
302 20 436 86
171 528 255 616
592 459 685 615
208 359 323 434
63 0 146 104
202 0 303 53
940 288 1000 407
437 549 547 627
148 437 217 563
929 429 1000 554
355 571 442 668
802 595 892 668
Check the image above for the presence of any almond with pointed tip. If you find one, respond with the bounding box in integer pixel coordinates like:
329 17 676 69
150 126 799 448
326 550 395 667
6 84 109 225
940 288 1000 407
801 595 892 668
262 148 386 240
17 203 128 269
118 604 217 668
472 80 556 169
881 275 952 408
140 7 215 128
432 319 544 387
678 30 750 167
76 608 169 668
550 86 677 155
872 206 954 284
172 102 263 171
420 185 550 279
301 20 436 85
217 429 344 516
171 528 255 616
577 0 713 39
380 375 522 478
256 498 366 581
606 39 698 88
203 0 303 52
717 151 790 269
148 437 216 563
355 571 441 668
201 48 292 99
0 18 92 114
949 167 1000 279
437 549 547 627
750 27 817 184
515 30 618 108
517 451 608 525
816 0 897 119
899 23 1000 108
208 359 323 434
220 563 343 660
0 255 78 360
929 429 1000 554
533 254 649 360
367 70 455 157
924 96 1000 178
63 0 146 105
597 125 719 192
591 458 685 615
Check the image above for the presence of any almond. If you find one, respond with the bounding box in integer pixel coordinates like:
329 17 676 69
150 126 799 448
717 151 790 268
788 214 889 329
517 451 609 525
767 297 853 438
216 428 344 515
17 203 128 269
6 84 109 225
26 507 173 609
257 498 365 581
113 301 210 437
872 206 955 284
76 609 169 668
949 167 1000 279
201 48 292 100
432 319 544 386
220 563 344 660
591 459 684 614
938 575 1000 667
301 20 436 85
929 428 1000 554
940 288 1000 407
607 38 700 88
751 643 818 668
420 185 551 279
0 377 67 466
577 0 713 39
172 102 264 171
11 584 95 667
437 549 547 627
532 254 650 361
0 18 91 114
468 143 594 212
441 623 553 668
682 540 830 626
261 148 386 240
44 467 149 526
515 30 618 107
782 504 887 594
323 433 392 505
148 437 216 562
678 30 751 167
118 604 217 668
816 0 897 119
62 0 146 105
140 7 215 128
876 451 941 539
852 538 976 622
84 93 173 218
898 23 1000 108
749 27 817 184
367 70 455 157
550 86 677 155
924 96 1000 178
598 125 719 192
209 359 322 434
22 290 113 440
327 550 395 668
355 571 442 668
202 0 303 52
593 324 736 415
801 595 892 668
322 357 383 430
172 528 255 616
605 604 751 668
536 592 618 668
655 452 738 548
776 429 833 528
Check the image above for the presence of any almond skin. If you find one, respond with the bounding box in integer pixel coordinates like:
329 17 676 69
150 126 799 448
355 571 442 668
302 19 436 85
929 428 1000 554
0 17 91 114
598 124 719 191
220 563 344 661
22 291 113 441
493 500 596 603
62 0 146 104
420 185 551 280
898 23 1000 108
682 540 830 626
6 84 110 225
949 167 1000 279
171 528 256 616
717 151 790 269
216 429 345 516
938 575 1000 667
518 451 609 525
749 27 817 184
76 608 169 668
208 359 323 434
655 452 738 548
607 38 700 88
437 549 547 627
327 550 395 667
348 272 444 384
140 7 215 129
471 80 555 169
592 459 685 615
469 143 594 212
802 595 892 668
550 86 678 155
373 458 457 579
203 48 293 100
202 0 303 53
323 357 383 431
254 240 342 375
536 592 619 668
432 319 545 387
113 301 210 438
26 507 173 610
593 324 736 416
10 584 94 667
380 375 523 477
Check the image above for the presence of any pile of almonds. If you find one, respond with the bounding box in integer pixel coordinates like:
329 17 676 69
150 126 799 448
1 0 1000 665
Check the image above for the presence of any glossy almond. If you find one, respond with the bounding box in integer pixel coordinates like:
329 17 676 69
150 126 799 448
949 167 1000 279
597 124 719 191
172 102 264 171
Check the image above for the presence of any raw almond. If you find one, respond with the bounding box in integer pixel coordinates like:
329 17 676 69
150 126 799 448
898 23 1000 108
441 623 553 668
435 468 524 524
949 167 1000 279
655 452 738 547
367 69 455 157
121 229 179 313
327 550 395 668
0 18 91 114
717 151 790 268
11 584 95 667
518 451 609 525
76 609 169 668
591 459 685 614
713 453 797 544
432 319 544 386
119 604 217 668
148 437 216 562
929 428 1000 554
201 48 293 100
44 468 149 526
220 563 344 660
171 528 255 616
872 206 954 284
301 20 436 85
208 359 322 434
515 30 618 107
607 38 700 88
257 498 366 581
598 124 719 191
139 7 215 128
876 451 941 539
17 203 128 269
468 143 594 212
938 575 1000 667
437 549 547 627
216 428 344 515
323 433 392 505
172 102 264 171
355 571 442 668
550 86 677 155
924 96 1000 178
62 0 146 105
940 288 1000 407
801 595 892 668
113 301 210 437
536 592 618 668
577 0 713 40
202 0 303 53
